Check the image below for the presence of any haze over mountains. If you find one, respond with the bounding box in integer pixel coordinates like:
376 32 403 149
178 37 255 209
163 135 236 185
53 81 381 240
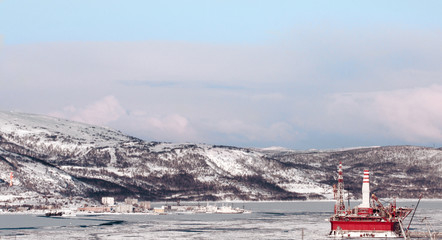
0 111 440 205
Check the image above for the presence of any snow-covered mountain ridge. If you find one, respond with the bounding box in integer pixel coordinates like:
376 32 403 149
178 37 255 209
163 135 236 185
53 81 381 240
0 111 441 204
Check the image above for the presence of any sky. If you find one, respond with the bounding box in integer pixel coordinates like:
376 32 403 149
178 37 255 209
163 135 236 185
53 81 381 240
1 0 442 149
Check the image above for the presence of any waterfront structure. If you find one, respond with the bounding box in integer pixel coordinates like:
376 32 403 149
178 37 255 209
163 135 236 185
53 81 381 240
116 204 133 213
125 198 138 205
329 162 413 238
101 197 115 206
138 201 151 210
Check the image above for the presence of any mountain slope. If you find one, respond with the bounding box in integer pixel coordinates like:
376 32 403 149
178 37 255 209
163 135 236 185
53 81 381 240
0 111 441 205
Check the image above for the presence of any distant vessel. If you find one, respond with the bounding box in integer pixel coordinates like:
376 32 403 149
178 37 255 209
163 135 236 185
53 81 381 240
213 204 251 214
45 211 63 217
329 162 413 238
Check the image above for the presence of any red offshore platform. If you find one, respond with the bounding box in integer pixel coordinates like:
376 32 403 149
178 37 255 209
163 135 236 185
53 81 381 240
329 162 413 238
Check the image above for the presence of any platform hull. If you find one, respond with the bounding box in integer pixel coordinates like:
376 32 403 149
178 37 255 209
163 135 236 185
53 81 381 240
331 220 395 231
330 219 399 238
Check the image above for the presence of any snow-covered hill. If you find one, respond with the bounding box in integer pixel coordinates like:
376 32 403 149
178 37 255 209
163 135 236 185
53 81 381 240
0 111 441 205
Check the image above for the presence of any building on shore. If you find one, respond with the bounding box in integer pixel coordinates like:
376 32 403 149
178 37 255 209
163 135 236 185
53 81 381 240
153 207 165 213
78 206 112 213
116 204 134 213
124 198 138 205
101 197 115 206
138 201 151 210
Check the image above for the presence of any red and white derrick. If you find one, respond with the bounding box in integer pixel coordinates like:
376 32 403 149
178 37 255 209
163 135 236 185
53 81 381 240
334 161 346 214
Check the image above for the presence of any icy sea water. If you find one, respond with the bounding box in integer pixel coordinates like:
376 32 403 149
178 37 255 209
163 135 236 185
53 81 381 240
0 200 440 239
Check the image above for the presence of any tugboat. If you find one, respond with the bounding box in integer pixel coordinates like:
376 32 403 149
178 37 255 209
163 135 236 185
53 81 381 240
329 162 413 238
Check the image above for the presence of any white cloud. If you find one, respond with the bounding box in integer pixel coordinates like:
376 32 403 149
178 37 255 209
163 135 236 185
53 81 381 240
145 114 190 135
325 85 442 143
119 111 198 143
49 95 126 126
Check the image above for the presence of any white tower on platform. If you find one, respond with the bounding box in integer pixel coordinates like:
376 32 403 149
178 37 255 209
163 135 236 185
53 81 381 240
359 170 370 208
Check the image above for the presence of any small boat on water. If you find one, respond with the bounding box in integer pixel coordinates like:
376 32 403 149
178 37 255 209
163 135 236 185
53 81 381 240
45 211 63 217
214 205 251 214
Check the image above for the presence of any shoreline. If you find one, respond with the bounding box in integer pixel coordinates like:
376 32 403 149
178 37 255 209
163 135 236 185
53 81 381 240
1 199 441 215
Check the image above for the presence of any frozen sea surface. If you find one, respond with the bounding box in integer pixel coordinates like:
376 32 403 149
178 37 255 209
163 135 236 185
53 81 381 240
0 200 440 239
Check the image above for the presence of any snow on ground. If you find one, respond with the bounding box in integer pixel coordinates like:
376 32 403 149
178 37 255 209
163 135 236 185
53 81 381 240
0 111 133 148
203 146 263 176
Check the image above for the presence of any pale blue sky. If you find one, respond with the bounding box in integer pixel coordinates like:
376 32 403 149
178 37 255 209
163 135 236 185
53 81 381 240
2 0 441 45
1 0 442 149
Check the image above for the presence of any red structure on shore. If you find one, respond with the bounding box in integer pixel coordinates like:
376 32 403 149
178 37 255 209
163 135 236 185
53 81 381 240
329 162 413 238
